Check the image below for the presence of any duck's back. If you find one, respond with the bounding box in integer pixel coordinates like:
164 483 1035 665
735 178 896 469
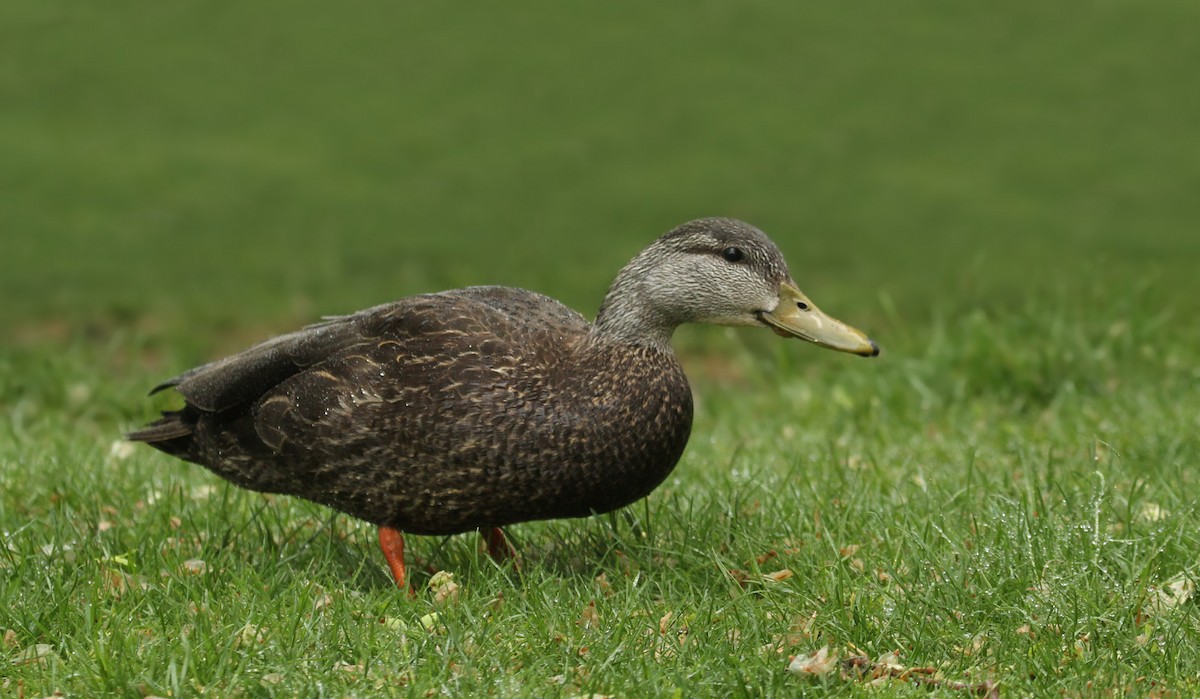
132 286 694 534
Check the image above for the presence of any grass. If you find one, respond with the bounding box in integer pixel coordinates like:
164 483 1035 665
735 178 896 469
4 0 1200 696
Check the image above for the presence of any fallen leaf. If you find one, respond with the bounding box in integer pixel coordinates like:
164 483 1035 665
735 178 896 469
40 542 76 563
957 632 988 656
68 383 91 405
11 643 56 665
653 610 689 662
104 570 137 597
313 594 334 612
756 550 778 565
875 650 904 672
788 646 838 675
2 629 17 649
1137 502 1169 523
764 569 793 582
577 601 600 630
261 673 284 685
787 611 818 644
419 612 440 631
235 624 266 648
1143 574 1196 618
109 440 136 460
839 544 861 558
658 612 674 635
794 646 999 697
181 559 208 575
429 571 460 605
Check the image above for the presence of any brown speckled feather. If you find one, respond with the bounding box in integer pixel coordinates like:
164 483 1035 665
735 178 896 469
132 286 693 535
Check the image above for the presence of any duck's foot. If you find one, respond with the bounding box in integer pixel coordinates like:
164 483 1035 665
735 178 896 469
378 526 416 596
481 527 520 569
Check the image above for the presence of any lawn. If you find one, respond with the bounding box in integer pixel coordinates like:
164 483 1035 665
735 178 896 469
3 1 1200 696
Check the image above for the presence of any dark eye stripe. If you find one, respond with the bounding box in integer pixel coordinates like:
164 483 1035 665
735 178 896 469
684 245 752 263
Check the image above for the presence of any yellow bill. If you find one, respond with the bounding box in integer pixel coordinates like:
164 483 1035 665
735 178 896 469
759 282 879 357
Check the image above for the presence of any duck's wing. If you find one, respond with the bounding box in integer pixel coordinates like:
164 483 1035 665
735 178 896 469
128 287 589 443
145 317 365 414
250 286 589 453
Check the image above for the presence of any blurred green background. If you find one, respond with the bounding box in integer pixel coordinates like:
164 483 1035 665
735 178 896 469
3 0 1198 360
4 4 1200 693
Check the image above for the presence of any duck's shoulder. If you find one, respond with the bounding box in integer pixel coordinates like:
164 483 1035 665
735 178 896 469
440 286 589 330
347 285 589 343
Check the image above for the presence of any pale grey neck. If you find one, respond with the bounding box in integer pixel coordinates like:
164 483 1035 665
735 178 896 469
591 274 679 351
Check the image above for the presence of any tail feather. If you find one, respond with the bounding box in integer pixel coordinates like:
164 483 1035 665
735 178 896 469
126 410 194 442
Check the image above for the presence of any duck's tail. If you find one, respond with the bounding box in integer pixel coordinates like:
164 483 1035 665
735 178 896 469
125 411 191 442
125 409 200 460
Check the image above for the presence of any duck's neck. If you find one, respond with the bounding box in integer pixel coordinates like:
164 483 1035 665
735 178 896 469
591 269 679 352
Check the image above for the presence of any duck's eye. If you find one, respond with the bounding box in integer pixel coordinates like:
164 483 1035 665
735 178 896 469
722 247 744 263
797 301 810 311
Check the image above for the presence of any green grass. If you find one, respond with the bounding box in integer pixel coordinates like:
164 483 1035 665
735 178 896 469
4 0 1200 696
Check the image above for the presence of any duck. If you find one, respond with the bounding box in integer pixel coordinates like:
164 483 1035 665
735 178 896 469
128 218 878 588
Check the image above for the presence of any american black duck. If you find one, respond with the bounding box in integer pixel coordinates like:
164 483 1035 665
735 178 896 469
128 218 878 588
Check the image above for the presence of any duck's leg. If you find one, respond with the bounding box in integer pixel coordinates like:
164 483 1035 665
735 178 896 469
378 526 411 590
481 527 518 565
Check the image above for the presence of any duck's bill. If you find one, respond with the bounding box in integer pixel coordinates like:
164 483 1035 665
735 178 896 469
759 283 880 357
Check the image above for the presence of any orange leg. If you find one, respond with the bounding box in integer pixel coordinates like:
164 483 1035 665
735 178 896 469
378 526 412 592
481 527 518 565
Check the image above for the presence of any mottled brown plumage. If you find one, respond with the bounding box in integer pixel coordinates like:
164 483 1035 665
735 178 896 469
129 218 878 586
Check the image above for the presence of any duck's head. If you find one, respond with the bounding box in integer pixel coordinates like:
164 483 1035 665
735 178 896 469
595 217 879 356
